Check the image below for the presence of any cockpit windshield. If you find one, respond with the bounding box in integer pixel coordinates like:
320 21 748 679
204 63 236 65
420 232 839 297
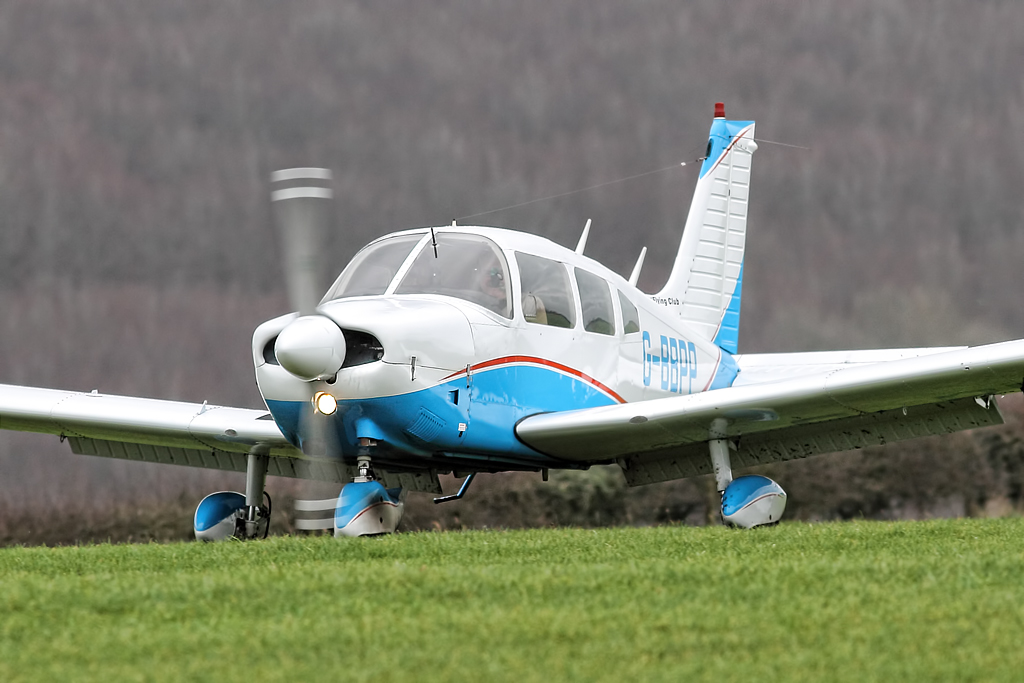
395 233 512 318
322 234 423 302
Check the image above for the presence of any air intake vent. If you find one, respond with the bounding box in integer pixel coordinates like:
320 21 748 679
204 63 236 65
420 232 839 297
263 336 280 365
341 330 385 367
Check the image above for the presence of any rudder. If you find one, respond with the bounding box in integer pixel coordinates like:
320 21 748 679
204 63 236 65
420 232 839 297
657 103 756 354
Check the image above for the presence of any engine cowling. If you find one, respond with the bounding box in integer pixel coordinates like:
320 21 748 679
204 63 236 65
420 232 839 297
721 475 787 528
194 491 246 541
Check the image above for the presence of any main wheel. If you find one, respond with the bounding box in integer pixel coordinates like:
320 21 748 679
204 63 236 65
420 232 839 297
721 476 787 528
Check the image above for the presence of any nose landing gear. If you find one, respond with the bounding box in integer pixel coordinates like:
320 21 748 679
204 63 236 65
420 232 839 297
334 441 404 537
292 439 406 537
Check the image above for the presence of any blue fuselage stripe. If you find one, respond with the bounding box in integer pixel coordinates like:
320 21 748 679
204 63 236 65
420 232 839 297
267 364 618 464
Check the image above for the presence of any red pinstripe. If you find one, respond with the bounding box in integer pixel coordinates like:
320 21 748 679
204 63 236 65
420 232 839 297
442 356 627 404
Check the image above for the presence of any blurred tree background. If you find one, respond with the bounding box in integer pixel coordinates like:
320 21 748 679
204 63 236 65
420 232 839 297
2 0 1024 542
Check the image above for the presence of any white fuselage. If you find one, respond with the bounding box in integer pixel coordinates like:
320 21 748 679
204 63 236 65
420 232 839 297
253 226 734 469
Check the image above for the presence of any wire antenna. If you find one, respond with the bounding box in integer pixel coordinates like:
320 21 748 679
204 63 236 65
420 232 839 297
457 161 695 222
754 138 810 151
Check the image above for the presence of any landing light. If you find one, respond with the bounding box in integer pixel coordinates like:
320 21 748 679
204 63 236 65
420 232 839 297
313 391 338 415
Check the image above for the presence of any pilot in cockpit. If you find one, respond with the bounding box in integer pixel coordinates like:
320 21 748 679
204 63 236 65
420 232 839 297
474 252 509 316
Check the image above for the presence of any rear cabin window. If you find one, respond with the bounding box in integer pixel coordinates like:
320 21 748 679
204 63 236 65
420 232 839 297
323 234 422 301
516 253 576 329
618 290 641 334
395 234 512 318
575 269 614 335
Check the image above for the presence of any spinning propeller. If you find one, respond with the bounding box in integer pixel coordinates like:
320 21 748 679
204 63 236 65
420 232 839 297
270 168 345 458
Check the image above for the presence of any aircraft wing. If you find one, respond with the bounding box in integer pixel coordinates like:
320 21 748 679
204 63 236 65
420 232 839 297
0 384 441 493
515 339 1024 486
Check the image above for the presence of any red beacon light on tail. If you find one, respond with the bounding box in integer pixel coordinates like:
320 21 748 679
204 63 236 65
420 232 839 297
714 102 726 118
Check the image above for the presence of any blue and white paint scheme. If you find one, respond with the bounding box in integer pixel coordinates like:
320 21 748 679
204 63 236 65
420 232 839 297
3 103 1024 537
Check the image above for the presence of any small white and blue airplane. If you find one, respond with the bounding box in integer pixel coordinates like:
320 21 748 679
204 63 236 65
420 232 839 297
3 103 1024 539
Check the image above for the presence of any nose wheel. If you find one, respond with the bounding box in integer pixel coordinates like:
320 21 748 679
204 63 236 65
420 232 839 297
333 439 405 537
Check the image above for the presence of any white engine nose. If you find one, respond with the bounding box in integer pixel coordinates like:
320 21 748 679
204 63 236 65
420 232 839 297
275 315 347 381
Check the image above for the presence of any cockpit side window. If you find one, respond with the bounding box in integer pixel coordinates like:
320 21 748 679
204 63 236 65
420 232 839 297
516 252 576 329
618 290 641 334
322 235 423 302
575 269 614 335
394 234 512 318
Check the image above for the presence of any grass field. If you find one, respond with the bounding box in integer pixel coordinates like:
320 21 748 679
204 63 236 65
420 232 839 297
2 519 1024 682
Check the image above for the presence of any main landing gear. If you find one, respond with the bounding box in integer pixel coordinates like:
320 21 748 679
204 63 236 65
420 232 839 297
194 449 272 542
709 418 787 528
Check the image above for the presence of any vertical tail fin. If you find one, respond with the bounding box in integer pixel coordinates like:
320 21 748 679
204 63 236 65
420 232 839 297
657 104 756 354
